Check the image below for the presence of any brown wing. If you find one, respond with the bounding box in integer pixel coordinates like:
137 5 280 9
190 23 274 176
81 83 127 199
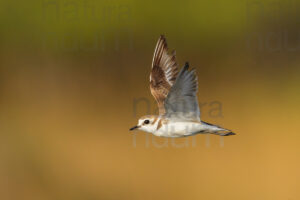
150 35 179 115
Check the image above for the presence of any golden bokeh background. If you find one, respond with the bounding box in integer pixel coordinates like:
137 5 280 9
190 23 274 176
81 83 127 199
1 0 300 199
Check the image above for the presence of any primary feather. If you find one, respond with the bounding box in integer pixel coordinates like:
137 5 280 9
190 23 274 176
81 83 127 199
164 62 200 121
150 35 178 115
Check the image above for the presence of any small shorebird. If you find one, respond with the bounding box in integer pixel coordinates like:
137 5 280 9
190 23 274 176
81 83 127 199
130 35 235 137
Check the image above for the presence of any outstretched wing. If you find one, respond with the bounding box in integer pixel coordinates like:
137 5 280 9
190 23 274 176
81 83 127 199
150 35 179 115
164 62 200 121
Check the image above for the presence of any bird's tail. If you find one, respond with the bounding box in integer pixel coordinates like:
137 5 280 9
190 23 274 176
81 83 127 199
212 129 236 136
202 121 236 136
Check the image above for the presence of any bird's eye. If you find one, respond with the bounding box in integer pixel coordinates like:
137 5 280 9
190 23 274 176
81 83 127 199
144 120 150 124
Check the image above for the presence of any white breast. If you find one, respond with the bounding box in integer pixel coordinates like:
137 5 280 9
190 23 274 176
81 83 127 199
153 121 204 137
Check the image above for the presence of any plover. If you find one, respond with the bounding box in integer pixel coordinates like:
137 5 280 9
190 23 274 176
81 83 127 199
130 35 236 137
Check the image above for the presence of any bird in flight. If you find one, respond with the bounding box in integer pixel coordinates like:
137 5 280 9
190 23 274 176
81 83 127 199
130 35 235 137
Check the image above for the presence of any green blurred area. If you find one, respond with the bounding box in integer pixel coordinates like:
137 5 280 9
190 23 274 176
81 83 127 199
0 0 267 49
0 0 300 200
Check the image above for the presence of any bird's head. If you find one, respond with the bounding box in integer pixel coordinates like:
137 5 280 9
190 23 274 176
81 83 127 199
129 115 158 133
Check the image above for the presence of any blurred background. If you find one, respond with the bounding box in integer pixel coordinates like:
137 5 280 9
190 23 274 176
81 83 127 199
0 0 300 199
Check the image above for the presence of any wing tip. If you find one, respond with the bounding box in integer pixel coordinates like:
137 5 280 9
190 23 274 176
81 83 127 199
159 34 165 39
158 35 166 44
184 62 189 70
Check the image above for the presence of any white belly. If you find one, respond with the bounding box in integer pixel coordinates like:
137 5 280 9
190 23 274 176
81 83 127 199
153 122 205 137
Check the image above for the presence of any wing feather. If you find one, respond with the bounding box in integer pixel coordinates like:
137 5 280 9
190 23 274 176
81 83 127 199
150 35 178 115
164 62 200 121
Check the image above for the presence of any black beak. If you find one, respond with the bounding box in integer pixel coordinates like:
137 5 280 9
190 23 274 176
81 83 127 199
129 125 139 131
